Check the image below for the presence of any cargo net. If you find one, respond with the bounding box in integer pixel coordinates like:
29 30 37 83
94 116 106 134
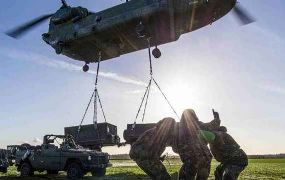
132 38 179 129
77 52 107 144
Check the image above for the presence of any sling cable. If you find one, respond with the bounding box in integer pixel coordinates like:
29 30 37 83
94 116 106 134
77 51 108 150
132 37 179 130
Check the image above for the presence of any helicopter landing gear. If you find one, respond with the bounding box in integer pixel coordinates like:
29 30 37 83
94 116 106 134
152 46 161 59
83 63 89 72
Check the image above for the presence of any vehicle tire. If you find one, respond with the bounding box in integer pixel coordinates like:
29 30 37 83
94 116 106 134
67 163 83 179
91 167 106 177
47 170 59 175
20 162 33 177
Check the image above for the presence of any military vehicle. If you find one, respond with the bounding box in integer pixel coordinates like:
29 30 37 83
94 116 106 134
65 123 120 150
6 0 254 72
11 135 110 179
0 149 8 173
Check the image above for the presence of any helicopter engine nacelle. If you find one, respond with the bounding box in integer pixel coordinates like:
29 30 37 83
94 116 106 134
42 6 91 55
51 6 89 25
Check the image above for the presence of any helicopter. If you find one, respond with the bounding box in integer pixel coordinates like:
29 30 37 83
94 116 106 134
6 0 254 72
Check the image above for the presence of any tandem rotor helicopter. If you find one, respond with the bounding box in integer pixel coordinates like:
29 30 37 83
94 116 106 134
6 0 254 72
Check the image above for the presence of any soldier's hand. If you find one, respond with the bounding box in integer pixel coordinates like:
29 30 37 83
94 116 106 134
212 109 220 120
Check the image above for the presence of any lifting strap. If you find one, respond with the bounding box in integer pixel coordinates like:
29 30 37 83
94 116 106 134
132 38 179 129
77 52 107 143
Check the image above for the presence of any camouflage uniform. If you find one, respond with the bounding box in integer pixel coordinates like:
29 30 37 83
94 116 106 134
172 109 213 180
129 118 176 180
199 118 221 132
210 128 248 180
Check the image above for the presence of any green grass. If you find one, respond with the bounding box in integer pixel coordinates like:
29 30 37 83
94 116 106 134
0 159 284 179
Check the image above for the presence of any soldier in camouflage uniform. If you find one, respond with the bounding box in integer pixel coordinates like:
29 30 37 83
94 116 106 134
172 109 217 180
209 126 248 180
129 118 176 180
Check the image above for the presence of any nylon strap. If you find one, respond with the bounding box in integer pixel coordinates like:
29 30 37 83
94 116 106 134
77 52 107 142
133 38 179 128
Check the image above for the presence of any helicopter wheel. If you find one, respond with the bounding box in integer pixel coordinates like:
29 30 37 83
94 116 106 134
152 47 161 59
83 64 89 72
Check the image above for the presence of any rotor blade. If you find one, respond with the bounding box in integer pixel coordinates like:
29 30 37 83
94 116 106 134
5 14 53 39
233 5 255 25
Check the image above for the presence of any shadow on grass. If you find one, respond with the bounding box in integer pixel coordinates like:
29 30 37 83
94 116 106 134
0 173 150 180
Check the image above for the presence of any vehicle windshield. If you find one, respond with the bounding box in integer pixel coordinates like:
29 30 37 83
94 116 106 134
63 136 78 149
44 135 81 149
59 135 83 149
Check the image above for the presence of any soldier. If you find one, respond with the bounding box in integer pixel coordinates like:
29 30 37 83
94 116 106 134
129 117 176 180
172 109 213 180
209 126 248 180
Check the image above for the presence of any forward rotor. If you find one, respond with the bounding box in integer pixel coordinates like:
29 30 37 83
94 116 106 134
5 0 69 39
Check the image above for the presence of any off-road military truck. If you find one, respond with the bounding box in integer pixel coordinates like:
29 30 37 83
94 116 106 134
12 135 111 179
0 149 9 173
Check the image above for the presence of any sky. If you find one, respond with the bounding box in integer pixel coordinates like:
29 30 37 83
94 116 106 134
0 0 285 155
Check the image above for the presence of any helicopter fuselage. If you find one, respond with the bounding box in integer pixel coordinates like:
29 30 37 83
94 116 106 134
42 0 236 63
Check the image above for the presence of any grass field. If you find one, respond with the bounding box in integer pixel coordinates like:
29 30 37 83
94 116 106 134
0 159 284 179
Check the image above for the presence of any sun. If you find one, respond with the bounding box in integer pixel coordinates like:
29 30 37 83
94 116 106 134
160 78 208 115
